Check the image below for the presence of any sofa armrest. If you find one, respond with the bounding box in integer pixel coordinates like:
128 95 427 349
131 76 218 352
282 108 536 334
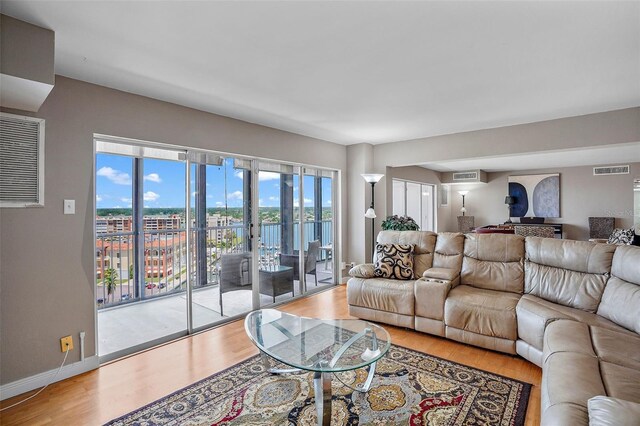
349 263 375 278
415 278 452 321
588 396 640 426
422 267 460 287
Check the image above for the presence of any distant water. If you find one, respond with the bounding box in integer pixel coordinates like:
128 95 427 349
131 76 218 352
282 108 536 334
235 222 332 251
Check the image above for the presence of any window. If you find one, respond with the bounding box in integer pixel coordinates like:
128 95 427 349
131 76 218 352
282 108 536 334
392 179 436 232
0 112 45 207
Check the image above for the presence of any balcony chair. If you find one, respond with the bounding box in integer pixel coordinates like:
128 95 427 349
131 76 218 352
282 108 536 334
219 252 252 316
279 240 320 290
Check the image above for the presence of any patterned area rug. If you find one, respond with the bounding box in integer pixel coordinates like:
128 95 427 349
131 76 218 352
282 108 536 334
106 344 531 425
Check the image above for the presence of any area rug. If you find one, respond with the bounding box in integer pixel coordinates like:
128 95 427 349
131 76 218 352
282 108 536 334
106 344 531 425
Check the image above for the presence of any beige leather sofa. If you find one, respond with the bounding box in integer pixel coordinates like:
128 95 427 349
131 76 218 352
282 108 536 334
347 231 640 425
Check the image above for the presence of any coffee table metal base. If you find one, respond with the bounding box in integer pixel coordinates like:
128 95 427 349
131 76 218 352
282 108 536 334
314 370 332 426
261 353 377 426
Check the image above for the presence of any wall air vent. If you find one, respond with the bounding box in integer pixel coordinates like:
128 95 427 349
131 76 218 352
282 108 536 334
450 170 487 183
0 112 45 207
593 165 630 176
453 171 478 181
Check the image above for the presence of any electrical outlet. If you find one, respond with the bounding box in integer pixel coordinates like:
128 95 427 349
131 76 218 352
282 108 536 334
60 335 74 352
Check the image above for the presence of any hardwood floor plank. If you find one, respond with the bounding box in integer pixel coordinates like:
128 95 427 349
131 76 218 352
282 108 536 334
0 285 541 425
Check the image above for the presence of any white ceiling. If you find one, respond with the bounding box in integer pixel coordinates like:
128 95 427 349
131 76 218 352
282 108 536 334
420 142 640 172
2 1 639 145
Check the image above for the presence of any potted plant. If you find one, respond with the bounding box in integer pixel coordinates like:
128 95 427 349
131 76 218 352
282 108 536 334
381 215 420 231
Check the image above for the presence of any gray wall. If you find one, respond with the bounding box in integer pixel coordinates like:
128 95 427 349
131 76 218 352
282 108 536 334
444 163 640 240
346 143 374 265
374 108 640 167
0 76 348 384
0 14 55 85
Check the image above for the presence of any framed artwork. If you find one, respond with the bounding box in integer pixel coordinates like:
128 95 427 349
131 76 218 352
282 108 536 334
508 173 560 218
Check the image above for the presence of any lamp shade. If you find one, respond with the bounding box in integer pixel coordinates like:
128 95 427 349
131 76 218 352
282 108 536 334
505 196 515 205
364 208 376 218
458 190 469 196
361 173 384 183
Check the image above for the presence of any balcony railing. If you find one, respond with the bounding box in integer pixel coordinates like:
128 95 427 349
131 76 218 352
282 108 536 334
96 220 333 309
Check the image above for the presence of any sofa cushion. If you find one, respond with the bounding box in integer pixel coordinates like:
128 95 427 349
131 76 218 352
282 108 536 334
444 285 520 340
461 233 525 293
348 263 375 278
433 232 465 271
524 237 615 313
598 245 640 334
588 396 640 426
516 294 633 353
526 237 616 273
375 230 437 277
346 277 415 316
422 267 458 281
542 320 640 425
374 243 415 280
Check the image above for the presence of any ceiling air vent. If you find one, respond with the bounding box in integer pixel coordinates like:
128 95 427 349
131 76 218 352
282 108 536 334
593 165 629 176
0 112 45 207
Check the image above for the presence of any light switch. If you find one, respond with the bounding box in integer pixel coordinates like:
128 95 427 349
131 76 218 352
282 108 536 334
64 199 75 215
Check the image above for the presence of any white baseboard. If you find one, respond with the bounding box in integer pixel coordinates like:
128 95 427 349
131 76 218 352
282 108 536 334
0 356 99 401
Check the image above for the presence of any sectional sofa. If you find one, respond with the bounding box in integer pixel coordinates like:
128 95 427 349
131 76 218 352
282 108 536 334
347 230 640 425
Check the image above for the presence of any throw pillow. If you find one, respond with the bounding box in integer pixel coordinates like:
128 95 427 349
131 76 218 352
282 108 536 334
607 228 635 245
374 243 415 280
349 263 375 278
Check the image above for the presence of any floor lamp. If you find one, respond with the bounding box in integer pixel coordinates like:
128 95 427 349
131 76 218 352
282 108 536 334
362 173 384 261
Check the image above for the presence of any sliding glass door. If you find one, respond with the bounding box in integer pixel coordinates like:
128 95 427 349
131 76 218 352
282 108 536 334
95 142 187 359
95 137 339 359
393 179 436 231
190 156 254 330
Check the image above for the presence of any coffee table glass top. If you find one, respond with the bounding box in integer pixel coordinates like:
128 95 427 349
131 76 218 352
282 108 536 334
245 309 391 372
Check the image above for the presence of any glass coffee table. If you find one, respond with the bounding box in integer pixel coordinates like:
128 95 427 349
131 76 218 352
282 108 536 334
245 309 391 426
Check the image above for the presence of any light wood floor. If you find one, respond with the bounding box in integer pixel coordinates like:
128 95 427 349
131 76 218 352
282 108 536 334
0 285 541 425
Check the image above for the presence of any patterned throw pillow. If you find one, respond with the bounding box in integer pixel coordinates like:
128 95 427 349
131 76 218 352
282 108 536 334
607 228 635 245
374 243 415 280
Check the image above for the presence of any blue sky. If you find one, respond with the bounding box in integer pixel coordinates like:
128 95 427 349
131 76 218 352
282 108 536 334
96 155 332 209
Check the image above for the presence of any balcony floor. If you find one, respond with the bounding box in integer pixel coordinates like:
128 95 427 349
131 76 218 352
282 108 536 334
97 270 334 357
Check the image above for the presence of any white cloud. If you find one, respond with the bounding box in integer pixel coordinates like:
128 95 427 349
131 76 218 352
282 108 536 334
143 173 162 183
97 167 131 185
120 197 132 203
327 200 332 205
235 170 280 181
293 198 313 207
259 172 280 181
228 190 243 201
143 191 160 202
268 196 279 202
96 195 103 202
215 201 224 207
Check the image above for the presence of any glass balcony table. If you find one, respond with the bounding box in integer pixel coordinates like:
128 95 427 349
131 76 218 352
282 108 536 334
244 309 391 426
